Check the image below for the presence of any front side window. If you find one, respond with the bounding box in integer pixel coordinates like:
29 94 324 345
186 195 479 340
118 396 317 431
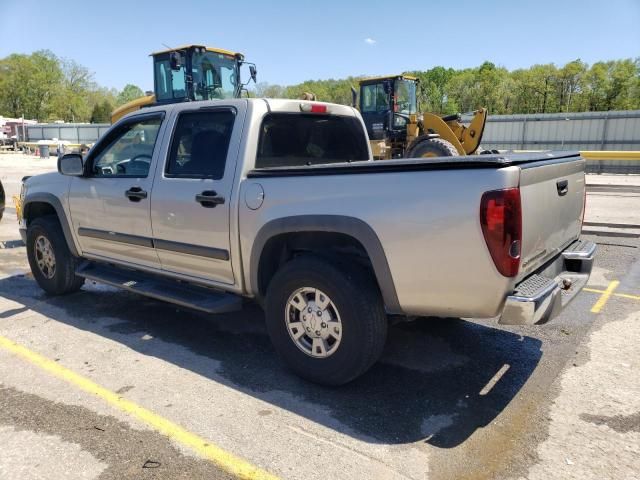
91 117 162 177
192 51 238 100
167 111 235 179
256 113 369 168
361 83 389 113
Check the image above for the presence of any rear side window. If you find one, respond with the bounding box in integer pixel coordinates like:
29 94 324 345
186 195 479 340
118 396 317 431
167 110 235 179
256 113 369 168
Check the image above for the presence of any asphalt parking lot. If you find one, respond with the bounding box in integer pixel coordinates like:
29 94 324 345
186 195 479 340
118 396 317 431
1 153 639 480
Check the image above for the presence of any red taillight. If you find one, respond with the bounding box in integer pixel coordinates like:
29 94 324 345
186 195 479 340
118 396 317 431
300 103 328 113
480 188 522 277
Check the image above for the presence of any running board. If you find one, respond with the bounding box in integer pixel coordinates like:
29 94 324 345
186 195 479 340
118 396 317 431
76 262 242 314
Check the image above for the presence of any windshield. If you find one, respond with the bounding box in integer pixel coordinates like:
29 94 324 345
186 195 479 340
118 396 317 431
394 79 417 114
191 51 238 100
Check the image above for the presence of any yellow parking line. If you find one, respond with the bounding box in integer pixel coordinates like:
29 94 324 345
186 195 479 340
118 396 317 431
590 281 620 313
584 287 640 301
0 335 279 480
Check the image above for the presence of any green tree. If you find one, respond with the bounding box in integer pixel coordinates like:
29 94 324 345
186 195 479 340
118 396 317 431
116 84 145 106
49 58 95 122
555 59 587 112
90 100 114 123
406 66 456 113
0 50 63 121
511 64 557 113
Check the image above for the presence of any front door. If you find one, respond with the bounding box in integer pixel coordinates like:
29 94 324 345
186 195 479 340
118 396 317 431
150 106 242 285
68 113 165 269
360 82 390 140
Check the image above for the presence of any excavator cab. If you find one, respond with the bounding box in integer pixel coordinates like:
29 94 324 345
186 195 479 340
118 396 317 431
111 45 256 123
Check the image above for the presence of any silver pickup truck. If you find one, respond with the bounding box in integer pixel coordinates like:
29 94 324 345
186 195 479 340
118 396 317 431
18 98 595 385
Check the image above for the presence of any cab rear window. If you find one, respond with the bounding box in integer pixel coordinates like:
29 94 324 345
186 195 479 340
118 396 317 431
256 113 369 168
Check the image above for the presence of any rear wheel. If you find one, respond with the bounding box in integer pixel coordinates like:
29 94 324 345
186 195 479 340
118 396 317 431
265 256 388 386
26 216 84 295
406 136 459 158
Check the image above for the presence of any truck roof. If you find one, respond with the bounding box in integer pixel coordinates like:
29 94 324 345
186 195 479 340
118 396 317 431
119 98 358 122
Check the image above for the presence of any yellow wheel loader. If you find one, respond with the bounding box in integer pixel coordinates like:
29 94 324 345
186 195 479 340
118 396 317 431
353 75 487 159
111 45 257 123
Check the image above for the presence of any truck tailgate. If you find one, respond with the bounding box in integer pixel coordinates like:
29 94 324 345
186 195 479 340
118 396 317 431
518 156 585 280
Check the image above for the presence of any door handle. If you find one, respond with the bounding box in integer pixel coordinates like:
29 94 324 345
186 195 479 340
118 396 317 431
125 187 147 201
195 190 225 208
556 180 569 196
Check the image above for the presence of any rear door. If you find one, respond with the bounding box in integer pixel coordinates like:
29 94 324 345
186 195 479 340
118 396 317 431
68 112 165 269
518 156 585 277
150 104 244 285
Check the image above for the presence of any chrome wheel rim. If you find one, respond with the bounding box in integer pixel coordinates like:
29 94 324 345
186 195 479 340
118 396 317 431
285 287 342 358
34 235 56 279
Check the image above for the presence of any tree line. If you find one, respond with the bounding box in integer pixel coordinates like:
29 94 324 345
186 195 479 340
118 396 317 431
256 59 640 115
0 50 144 123
1 51 638 124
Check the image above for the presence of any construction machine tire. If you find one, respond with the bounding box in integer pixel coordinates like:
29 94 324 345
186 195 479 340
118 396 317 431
405 136 459 158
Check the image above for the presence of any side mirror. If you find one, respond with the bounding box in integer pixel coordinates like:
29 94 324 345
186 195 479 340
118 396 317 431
351 86 358 108
58 154 84 176
169 51 182 71
249 65 257 83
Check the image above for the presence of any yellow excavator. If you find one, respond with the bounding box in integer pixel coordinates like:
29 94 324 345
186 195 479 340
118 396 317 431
111 44 257 123
353 75 487 159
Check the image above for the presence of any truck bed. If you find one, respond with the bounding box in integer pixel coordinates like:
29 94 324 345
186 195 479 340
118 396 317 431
242 150 586 318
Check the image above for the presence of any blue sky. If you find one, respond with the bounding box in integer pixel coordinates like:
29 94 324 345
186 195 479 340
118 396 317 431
1 0 639 91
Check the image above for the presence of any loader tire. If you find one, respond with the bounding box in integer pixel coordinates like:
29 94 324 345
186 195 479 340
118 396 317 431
405 136 459 158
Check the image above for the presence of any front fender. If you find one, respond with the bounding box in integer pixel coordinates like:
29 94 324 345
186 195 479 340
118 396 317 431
23 193 79 257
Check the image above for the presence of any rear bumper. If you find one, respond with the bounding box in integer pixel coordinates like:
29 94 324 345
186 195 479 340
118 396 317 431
500 239 596 325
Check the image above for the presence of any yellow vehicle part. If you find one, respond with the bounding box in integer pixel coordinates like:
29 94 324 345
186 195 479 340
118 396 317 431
369 140 390 159
419 113 466 155
360 74 418 83
110 95 156 124
150 45 239 58
12 195 22 221
421 108 487 156
580 151 640 161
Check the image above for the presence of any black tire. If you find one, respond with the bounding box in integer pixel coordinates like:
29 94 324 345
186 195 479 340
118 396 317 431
26 216 84 295
0 180 4 221
405 136 458 158
265 256 388 386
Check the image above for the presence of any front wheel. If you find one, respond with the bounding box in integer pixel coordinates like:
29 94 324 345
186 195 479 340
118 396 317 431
265 256 388 386
26 216 84 295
